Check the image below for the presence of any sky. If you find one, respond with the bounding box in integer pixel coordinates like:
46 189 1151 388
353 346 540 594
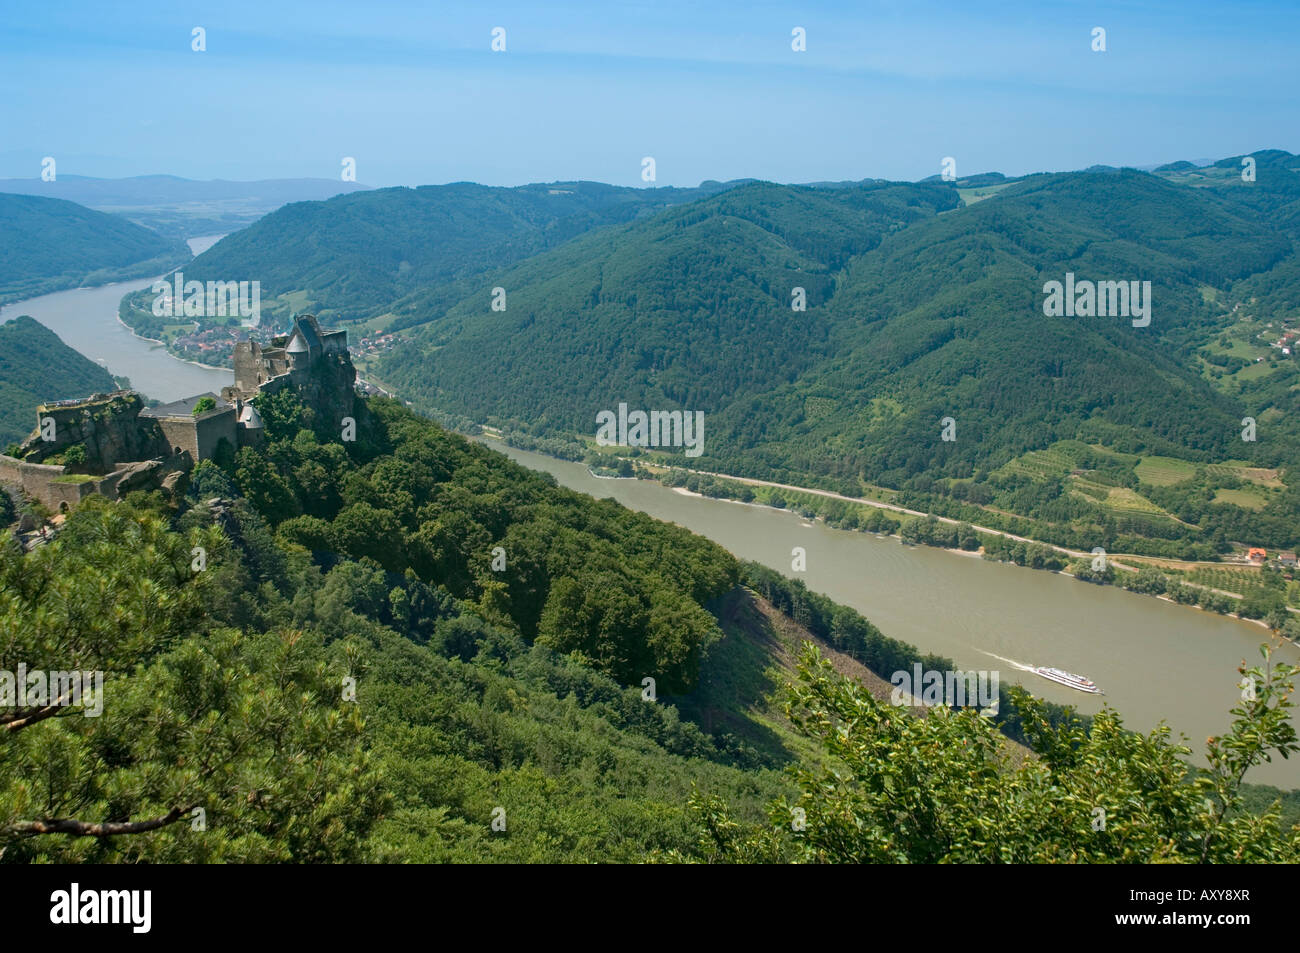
2 0 1298 188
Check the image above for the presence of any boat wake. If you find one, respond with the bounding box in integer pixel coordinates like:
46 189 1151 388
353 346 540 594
978 650 1105 694
976 650 1036 673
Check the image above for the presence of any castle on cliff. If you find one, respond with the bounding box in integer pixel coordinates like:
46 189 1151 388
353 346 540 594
226 314 351 404
0 315 355 511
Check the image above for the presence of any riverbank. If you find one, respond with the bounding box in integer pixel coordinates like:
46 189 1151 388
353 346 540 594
0 275 232 405
478 432 1298 637
648 459 1300 634
112 312 231 373
9 280 1297 784
485 438 1300 786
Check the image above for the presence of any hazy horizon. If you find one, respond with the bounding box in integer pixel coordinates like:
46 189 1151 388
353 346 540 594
3 0 1297 187
0 149 1276 193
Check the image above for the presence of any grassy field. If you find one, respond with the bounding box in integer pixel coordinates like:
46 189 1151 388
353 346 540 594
1185 566 1260 599
1204 337 1267 360
994 447 1074 482
1102 486 1174 515
1206 462 1283 487
1136 455 1198 486
1068 481 1175 519
1236 360 1283 381
1214 487 1270 510
956 183 1013 206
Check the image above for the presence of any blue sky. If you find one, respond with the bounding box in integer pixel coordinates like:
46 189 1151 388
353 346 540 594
2 0 1297 187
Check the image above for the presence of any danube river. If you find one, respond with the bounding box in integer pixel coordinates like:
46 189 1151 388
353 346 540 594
489 443 1300 787
5 264 1297 785
0 236 229 402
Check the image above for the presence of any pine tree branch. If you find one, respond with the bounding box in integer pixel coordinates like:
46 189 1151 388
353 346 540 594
0 701 75 732
4 805 193 838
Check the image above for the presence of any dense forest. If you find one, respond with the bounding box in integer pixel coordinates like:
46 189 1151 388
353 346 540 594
155 180 746 330
0 193 188 304
377 156 1300 557
116 152 1300 557
0 316 118 445
3 391 1299 862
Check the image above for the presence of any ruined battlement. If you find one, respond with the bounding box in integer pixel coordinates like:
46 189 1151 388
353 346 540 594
3 314 354 514
225 314 356 427
229 315 354 403
18 391 169 473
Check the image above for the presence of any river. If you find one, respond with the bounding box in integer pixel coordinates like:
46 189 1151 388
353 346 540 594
5 264 1298 785
488 443 1300 787
0 236 229 402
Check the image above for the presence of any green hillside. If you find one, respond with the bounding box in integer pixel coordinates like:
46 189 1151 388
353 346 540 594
122 153 1300 557
374 163 1300 556
0 193 189 304
0 316 118 446
694 169 1300 554
383 170 1280 445
4 391 1297 863
380 179 956 421
154 179 744 333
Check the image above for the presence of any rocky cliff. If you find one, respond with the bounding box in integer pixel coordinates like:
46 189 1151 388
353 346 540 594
16 392 170 474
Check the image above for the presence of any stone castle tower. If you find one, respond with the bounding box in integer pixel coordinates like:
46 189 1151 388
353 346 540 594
224 314 356 425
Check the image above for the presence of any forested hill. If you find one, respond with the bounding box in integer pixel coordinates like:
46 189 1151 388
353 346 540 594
137 150 1300 556
5 388 1299 863
174 179 745 327
704 168 1288 475
0 192 189 304
0 316 117 446
383 168 1284 456
381 179 958 418
372 154 1300 557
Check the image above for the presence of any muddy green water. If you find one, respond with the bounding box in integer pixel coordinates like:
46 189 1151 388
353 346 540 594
489 442 1300 788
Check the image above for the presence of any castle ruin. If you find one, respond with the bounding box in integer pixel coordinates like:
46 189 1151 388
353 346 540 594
0 315 355 511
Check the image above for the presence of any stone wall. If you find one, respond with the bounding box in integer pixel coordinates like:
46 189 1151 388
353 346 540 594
151 406 235 462
154 416 199 458
233 341 290 396
0 454 96 510
4 315 354 517
0 451 192 511
289 352 357 431
195 408 237 460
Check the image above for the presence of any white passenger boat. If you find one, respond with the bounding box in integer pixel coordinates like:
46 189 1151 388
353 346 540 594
1033 666 1104 694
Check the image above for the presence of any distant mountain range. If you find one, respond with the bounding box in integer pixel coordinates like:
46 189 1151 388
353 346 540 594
129 150 1300 555
0 174 370 240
